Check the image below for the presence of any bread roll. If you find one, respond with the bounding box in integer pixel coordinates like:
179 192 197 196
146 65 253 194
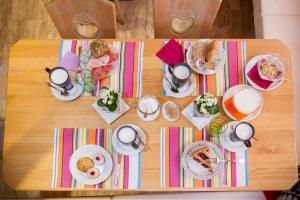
205 40 218 64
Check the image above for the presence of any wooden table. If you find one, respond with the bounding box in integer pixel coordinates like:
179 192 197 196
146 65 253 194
4 39 297 191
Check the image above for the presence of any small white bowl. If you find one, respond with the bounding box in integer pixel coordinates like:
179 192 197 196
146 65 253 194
257 55 285 82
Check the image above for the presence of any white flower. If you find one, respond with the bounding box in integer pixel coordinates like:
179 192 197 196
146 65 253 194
102 99 107 104
108 100 112 105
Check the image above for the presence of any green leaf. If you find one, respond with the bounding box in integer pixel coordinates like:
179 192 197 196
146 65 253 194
97 99 105 107
108 103 117 112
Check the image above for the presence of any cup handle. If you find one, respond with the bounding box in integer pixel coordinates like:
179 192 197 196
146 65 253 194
168 64 175 75
244 140 252 148
45 67 51 73
131 141 139 149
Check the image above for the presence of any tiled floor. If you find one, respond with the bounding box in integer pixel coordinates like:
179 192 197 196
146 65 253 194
0 0 254 198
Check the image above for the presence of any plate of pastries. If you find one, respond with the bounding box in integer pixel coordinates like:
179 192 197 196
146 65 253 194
182 141 224 180
186 39 226 75
69 145 113 185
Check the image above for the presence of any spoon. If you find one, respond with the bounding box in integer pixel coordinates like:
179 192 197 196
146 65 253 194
163 75 179 93
45 82 69 96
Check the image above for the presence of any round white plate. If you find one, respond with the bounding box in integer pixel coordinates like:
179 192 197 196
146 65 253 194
245 55 285 91
222 85 263 122
220 121 248 152
163 74 196 98
186 39 226 75
182 141 224 180
69 145 113 185
50 83 83 101
112 124 146 156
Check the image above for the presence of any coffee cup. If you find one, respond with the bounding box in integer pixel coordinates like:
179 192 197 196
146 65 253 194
230 122 255 147
168 63 192 88
117 125 141 149
45 67 73 90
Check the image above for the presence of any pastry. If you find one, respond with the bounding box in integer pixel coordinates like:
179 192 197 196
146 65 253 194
77 157 94 173
87 167 100 179
90 40 110 58
191 146 212 173
94 154 105 165
205 40 218 68
192 42 206 63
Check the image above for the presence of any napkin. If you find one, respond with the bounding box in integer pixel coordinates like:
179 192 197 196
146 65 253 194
156 38 184 65
247 63 273 89
59 51 79 71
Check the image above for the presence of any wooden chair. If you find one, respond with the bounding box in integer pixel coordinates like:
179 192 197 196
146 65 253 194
154 0 222 38
46 0 117 38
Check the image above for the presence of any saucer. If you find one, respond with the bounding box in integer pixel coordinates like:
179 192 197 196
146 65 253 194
69 145 113 185
92 98 129 124
186 39 226 75
245 55 285 91
220 121 247 152
222 85 263 122
112 124 146 156
50 83 83 101
163 74 196 98
182 101 218 130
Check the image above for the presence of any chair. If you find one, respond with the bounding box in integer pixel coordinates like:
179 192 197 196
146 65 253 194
154 0 222 38
46 0 117 38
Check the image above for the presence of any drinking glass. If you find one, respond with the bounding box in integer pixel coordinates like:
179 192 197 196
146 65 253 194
207 116 229 137
137 95 160 121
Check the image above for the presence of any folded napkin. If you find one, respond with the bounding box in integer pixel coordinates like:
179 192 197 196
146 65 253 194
156 38 184 65
59 51 79 71
247 63 273 89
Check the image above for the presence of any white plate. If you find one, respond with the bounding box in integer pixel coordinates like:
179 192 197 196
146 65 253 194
182 141 224 180
186 39 226 75
222 85 263 122
69 145 113 185
245 55 285 91
92 98 130 124
220 121 248 152
182 101 218 130
112 124 146 156
163 74 196 98
50 83 83 101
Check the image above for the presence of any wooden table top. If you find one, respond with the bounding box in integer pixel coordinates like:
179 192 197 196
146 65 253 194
4 39 297 191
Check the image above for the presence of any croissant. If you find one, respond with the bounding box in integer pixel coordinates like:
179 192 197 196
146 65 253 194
205 40 218 65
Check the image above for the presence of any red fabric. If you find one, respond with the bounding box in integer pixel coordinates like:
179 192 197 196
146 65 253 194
263 191 280 200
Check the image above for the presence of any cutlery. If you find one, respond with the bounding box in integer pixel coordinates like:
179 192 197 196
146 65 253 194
205 158 245 164
163 75 179 93
45 82 69 96
115 154 122 187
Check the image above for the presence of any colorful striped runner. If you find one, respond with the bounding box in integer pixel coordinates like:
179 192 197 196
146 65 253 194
160 127 248 188
59 40 144 97
52 128 142 189
162 40 248 96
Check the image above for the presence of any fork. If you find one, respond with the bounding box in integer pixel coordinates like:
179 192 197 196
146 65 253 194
205 158 245 164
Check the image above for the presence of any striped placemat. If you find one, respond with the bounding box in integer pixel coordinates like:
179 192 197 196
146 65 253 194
52 128 142 189
160 127 248 188
162 40 247 96
59 40 144 97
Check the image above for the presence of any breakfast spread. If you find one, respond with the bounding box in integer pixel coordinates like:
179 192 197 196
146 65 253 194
191 40 219 70
258 58 281 80
191 146 212 173
76 153 106 179
86 40 119 80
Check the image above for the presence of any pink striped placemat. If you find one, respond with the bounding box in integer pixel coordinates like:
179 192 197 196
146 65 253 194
59 40 144 97
52 128 142 189
160 127 248 188
162 40 248 96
